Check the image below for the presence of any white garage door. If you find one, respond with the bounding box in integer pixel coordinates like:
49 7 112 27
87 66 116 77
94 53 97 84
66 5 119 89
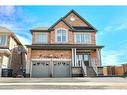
53 61 70 77
32 61 50 77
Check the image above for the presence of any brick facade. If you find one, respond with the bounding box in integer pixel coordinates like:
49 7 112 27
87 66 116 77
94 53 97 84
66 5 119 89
31 50 72 59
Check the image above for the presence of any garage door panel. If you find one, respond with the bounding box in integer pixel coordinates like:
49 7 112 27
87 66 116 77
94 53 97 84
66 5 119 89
32 60 71 78
32 61 50 77
53 62 70 77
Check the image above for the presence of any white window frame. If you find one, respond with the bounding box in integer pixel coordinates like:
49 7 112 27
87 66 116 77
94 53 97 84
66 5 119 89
34 32 48 44
74 32 92 44
55 28 68 43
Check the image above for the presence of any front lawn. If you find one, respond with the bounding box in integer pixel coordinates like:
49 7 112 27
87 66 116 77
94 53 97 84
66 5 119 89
122 75 127 78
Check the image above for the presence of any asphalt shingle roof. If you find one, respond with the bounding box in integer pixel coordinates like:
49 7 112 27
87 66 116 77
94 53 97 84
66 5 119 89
72 26 94 30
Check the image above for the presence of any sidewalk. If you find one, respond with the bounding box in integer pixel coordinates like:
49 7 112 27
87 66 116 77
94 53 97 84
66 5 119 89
0 77 127 89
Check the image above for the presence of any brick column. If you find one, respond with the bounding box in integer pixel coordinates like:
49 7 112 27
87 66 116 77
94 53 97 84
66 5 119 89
26 48 31 77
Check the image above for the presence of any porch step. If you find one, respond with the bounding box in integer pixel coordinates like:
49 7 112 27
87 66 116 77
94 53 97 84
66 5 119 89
86 67 96 77
81 66 96 77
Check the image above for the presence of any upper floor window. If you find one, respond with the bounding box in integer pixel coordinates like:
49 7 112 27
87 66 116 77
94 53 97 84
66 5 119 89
74 33 91 44
0 35 8 46
56 28 68 43
34 32 48 44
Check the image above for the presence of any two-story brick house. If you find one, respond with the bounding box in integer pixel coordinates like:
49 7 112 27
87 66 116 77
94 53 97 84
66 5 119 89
26 10 104 77
0 26 27 77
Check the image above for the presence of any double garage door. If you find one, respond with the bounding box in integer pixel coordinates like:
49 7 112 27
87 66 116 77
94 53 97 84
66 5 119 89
32 61 70 77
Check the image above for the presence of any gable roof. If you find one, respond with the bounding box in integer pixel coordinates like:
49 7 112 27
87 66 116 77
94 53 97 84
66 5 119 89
30 10 97 33
49 18 73 30
0 26 22 45
72 26 94 30
32 26 49 30
63 9 97 31
0 26 11 33
30 26 52 34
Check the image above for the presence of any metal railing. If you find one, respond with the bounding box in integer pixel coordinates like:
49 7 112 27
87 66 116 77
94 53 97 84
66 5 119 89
91 58 98 76
81 61 87 76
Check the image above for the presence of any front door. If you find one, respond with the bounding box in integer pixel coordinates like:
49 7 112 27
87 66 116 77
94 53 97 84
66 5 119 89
77 54 89 67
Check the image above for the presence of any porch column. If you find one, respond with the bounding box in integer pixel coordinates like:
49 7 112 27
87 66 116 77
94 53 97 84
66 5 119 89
88 53 91 67
0 57 2 77
96 48 102 66
71 48 74 67
74 48 77 67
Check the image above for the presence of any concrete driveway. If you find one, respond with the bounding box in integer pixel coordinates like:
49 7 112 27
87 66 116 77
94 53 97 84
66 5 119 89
0 77 127 89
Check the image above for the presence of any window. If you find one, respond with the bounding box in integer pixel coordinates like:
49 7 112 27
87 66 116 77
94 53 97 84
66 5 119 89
35 32 48 44
74 33 91 44
83 55 89 61
56 28 68 43
2 56 9 68
0 35 7 46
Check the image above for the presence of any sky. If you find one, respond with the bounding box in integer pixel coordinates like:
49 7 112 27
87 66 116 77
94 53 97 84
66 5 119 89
0 6 127 66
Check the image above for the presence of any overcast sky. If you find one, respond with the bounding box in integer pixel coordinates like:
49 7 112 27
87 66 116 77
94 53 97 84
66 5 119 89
0 6 127 66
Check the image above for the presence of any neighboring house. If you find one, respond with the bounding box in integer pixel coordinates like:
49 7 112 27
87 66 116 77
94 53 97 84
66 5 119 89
26 10 104 77
0 26 27 77
11 45 27 77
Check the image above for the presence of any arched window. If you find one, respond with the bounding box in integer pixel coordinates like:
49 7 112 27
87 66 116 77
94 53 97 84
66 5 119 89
56 28 68 43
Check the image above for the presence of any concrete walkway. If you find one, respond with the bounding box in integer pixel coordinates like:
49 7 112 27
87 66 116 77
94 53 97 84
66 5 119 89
0 77 127 89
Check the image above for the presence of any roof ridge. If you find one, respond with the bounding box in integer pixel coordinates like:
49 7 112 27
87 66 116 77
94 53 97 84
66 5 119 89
61 18 73 29
49 17 72 29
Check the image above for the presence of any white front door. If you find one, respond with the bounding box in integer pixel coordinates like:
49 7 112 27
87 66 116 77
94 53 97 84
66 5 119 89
76 54 89 67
